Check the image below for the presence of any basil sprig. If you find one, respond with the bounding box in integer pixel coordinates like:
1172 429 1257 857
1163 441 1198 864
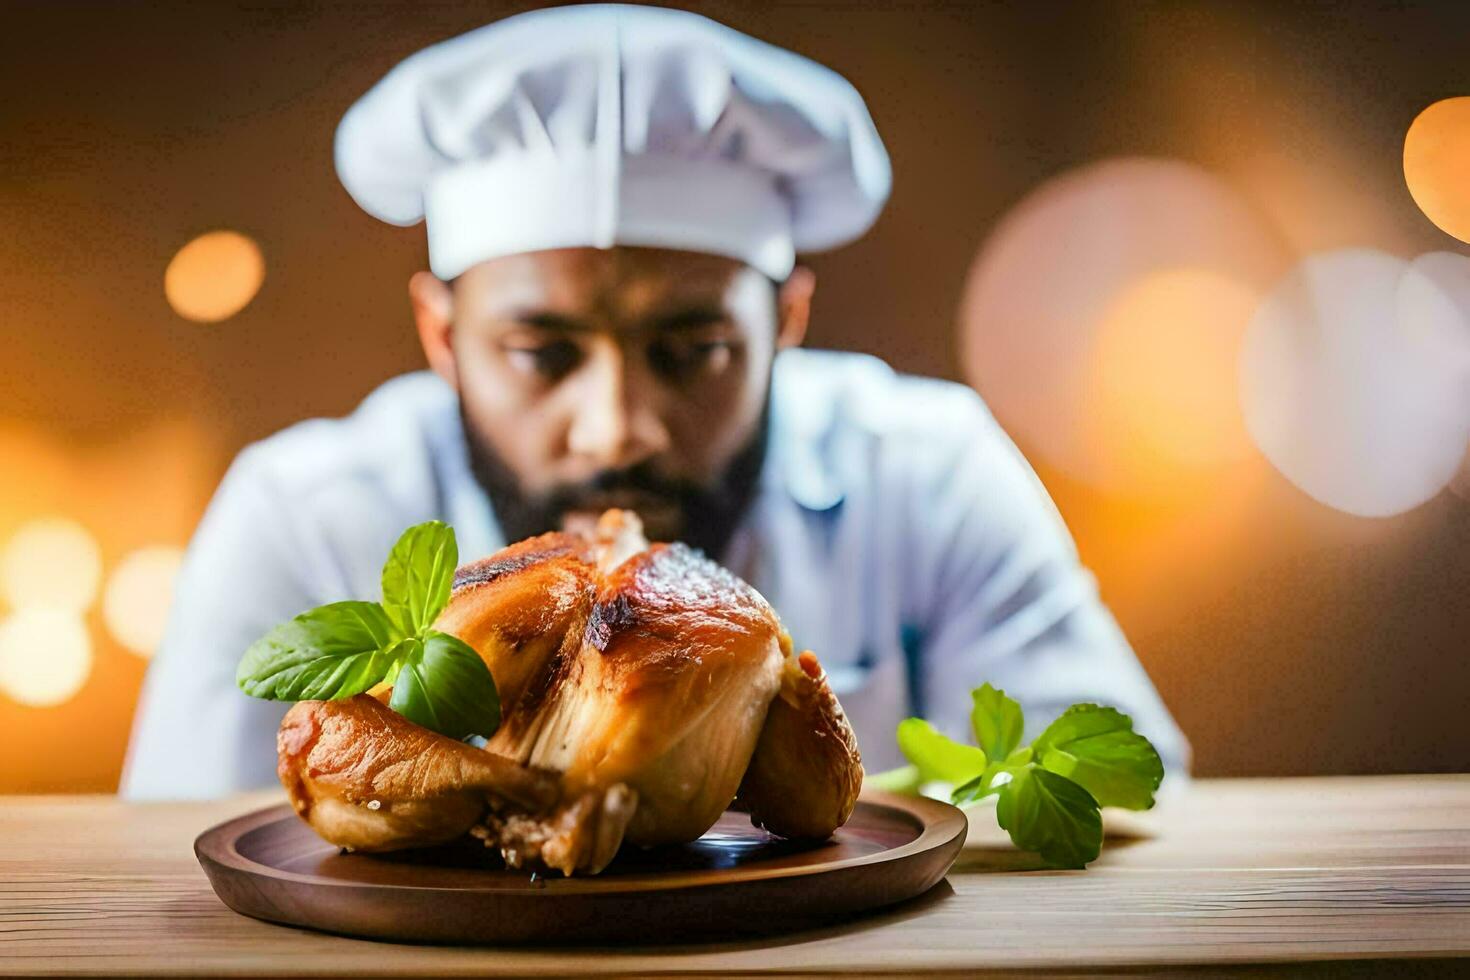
236 521 499 741
890 683 1163 869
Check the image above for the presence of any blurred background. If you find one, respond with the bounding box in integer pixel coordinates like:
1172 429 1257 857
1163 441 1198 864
2 0 1468 792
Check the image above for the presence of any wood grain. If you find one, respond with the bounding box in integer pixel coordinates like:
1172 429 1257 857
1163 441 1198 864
2 776 1468 975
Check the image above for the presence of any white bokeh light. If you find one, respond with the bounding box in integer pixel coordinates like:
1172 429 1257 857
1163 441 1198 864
0 518 102 612
103 546 184 658
0 608 93 707
1241 249 1470 517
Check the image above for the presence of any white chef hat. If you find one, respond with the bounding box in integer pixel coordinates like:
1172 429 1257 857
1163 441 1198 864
335 3 890 281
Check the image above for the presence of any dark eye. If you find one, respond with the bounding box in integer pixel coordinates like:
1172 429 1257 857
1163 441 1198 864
648 338 735 380
503 340 581 380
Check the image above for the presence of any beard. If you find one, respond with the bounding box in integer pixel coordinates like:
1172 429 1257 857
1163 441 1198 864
459 397 770 561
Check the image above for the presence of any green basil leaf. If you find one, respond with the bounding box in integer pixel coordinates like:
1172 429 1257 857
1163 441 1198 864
1033 704 1164 810
970 682 1025 763
896 718 988 784
236 601 397 701
995 766 1102 869
388 631 499 741
951 766 1007 806
950 772 988 806
381 520 457 636
951 747 1033 806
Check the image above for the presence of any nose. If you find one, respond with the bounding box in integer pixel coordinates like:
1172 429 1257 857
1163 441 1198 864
565 342 671 469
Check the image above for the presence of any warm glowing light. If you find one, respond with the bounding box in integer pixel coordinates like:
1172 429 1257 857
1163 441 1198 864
1095 269 1257 468
0 608 93 707
102 546 184 658
1241 249 1470 517
1404 97 1470 245
961 157 1289 493
164 230 265 323
1452 446 1470 505
0 517 102 612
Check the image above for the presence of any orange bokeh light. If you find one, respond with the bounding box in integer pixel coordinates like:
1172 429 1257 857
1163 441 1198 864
1094 269 1257 474
0 608 92 708
163 230 265 323
0 517 101 612
0 422 219 791
103 546 184 658
1404 96 1470 246
961 157 1290 495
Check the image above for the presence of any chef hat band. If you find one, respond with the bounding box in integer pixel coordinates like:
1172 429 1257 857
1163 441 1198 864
425 153 795 281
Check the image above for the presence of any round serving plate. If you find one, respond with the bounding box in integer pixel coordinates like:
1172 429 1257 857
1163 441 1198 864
195 790 966 945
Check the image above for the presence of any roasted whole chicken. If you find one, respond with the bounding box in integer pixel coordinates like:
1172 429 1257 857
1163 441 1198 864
277 511 862 875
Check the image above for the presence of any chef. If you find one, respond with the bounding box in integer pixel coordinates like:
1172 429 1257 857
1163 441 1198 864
123 3 1186 798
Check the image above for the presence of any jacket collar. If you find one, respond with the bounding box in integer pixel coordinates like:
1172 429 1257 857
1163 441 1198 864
765 348 851 513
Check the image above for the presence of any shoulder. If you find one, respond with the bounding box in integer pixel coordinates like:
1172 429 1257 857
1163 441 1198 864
769 349 1063 545
214 372 460 591
230 371 455 511
771 348 1002 483
774 348 992 438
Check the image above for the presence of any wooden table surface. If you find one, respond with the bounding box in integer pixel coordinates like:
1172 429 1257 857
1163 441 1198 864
3 775 1468 976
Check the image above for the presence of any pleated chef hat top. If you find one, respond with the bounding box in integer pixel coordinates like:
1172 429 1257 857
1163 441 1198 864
335 3 891 281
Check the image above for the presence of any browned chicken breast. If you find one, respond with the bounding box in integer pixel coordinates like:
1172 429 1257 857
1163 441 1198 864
277 510 862 875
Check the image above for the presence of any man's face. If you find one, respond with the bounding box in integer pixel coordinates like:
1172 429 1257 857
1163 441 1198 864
434 247 790 555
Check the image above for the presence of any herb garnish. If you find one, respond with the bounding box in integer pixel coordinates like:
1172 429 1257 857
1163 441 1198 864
887 683 1163 869
235 521 499 741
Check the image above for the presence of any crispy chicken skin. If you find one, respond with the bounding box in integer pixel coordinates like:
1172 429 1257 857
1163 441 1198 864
275 510 862 874
276 694 559 852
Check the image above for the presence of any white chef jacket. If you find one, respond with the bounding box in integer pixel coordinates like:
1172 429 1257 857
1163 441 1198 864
121 348 1188 799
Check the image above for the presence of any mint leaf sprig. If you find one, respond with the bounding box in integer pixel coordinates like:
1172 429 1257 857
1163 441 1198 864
236 521 499 741
894 684 1163 869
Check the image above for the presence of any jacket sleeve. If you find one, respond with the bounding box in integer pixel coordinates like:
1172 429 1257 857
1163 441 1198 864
911 401 1191 779
119 449 327 800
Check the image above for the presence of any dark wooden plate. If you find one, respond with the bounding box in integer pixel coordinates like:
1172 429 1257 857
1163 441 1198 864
195 790 966 945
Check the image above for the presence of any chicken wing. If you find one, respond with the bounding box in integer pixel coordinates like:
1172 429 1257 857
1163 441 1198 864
736 646 863 839
276 693 558 852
